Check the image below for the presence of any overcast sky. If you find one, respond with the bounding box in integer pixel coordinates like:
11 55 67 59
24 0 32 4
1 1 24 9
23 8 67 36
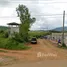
0 0 67 30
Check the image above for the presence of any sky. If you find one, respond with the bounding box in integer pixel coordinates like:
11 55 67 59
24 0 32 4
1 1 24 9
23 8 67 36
0 0 67 30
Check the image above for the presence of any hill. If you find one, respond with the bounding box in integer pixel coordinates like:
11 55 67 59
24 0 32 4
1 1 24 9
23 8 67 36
0 26 8 30
52 27 67 31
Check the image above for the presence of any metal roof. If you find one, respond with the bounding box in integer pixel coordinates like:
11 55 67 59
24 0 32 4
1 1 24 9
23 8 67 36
7 22 20 25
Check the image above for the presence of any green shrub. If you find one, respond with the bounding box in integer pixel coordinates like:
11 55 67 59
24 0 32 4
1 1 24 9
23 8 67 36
0 38 8 48
4 38 30 50
4 32 9 38
62 43 66 47
5 38 19 49
13 32 29 43
0 30 4 33
15 43 31 50
12 32 24 43
28 31 51 39
0 41 5 48
0 31 30 50
0 30 9 38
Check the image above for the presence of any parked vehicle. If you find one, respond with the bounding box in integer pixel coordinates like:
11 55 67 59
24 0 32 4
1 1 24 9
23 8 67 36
44 36 47 39
31 37 37 44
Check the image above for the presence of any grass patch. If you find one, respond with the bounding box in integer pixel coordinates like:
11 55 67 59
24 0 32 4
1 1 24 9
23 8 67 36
29 31 51 39
0 38 31 50
5 43 31 50
0 50 8 53
0 31 31 50
0 38 8 48
5 38 31 50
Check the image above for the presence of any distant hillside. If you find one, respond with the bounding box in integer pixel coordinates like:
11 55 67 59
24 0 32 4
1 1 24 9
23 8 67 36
52 27 67 31
0 26 8 30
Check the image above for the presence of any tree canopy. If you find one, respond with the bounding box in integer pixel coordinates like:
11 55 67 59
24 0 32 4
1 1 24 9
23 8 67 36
16 4 36 41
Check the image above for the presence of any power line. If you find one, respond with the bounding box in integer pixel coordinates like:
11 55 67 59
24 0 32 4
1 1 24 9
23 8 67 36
0 14 67 18
11 1 67 3
10 0 67 4
32 14 67 16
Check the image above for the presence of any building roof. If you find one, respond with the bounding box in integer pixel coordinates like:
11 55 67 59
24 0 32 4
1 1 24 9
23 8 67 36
7 22 20 25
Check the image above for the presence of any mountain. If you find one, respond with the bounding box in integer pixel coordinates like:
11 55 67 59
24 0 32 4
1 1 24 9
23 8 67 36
52 27 67 31
0 26 8 30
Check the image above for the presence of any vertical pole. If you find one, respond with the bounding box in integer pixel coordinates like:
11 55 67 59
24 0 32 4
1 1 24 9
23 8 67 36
62 10 65 44
47 22 48 32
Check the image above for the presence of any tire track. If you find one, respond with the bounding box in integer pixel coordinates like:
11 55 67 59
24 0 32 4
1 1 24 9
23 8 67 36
38 39 67 59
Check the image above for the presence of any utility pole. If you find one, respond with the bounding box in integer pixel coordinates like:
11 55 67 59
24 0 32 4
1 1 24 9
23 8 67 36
62 10 65 44
47 22 48 32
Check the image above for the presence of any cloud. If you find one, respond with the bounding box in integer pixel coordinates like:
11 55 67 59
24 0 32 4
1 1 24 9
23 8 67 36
1 8 18 18
0 17 20 26
0 0 67 30
0 0 10 7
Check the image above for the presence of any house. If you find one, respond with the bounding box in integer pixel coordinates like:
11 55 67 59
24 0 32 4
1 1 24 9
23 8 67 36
7 22 20 37
52 33 67 46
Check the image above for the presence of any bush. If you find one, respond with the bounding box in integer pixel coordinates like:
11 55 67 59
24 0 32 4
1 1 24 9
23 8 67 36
5 38 19 49
0 30 4 33
0 31 30 50
16 43 30 50
0 38 8 48
4 32 9 38
12 32 24 43
62 43 66 47
4 38 30 50
28 31 51 39
0 41 5 48
13 32 29 43
0 30 9 38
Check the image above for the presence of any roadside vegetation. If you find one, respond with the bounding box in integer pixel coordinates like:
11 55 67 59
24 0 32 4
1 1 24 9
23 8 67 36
0 4 36 50
0 30 30 50
29 31 51 39
0 4 67 50
0 30 50 50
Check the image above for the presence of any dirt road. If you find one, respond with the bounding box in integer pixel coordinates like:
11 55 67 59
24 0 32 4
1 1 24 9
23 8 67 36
1 60 67 67
0 39 67 67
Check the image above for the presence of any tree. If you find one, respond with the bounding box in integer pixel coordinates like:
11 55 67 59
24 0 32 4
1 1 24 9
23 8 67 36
16 4 36 42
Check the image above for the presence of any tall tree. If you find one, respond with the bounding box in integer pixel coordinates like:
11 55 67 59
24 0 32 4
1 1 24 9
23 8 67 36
16 4 36 41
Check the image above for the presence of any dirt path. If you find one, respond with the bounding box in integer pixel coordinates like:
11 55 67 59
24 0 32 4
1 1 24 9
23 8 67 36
1 60 67 67
0 39 67 67
38 39 67 60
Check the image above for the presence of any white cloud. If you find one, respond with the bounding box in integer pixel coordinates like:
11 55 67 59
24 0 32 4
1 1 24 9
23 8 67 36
0 7 16 17
0 0 67 30
0 17 20 26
